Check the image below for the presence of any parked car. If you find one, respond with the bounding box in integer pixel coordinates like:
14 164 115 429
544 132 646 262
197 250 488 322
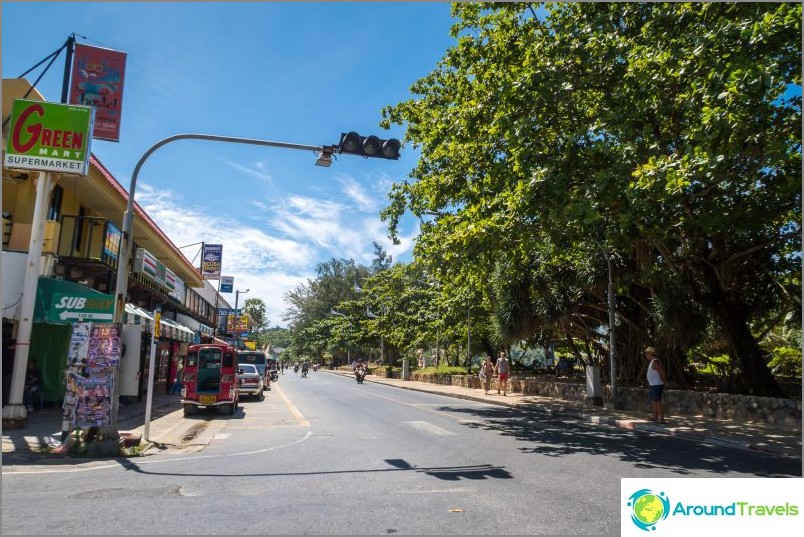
237 363 264 399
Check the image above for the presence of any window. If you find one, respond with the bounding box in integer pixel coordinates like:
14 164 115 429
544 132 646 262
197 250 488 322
48 185 63 222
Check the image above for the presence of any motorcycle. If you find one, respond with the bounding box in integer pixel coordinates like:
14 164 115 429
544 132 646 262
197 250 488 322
293 365 299 374
270 371 279 383
355 368 367 384
301 367 309 378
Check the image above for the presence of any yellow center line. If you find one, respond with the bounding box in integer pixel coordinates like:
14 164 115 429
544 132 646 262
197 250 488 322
273 384 309 427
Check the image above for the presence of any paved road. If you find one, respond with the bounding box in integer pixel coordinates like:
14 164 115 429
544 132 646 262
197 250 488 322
2 371 800 535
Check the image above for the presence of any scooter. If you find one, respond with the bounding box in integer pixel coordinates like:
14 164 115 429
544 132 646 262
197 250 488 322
355 368 366 384
270 371 279 383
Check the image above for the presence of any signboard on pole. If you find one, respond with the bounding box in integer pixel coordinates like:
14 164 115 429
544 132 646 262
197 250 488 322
201 244 222 280
220 276 234 293
3 99 94 175
68 42 128 142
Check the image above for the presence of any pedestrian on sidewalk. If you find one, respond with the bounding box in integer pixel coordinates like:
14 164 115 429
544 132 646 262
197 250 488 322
170 361 184 395
479 356 494 395
495 351 510 396
644 346 666 424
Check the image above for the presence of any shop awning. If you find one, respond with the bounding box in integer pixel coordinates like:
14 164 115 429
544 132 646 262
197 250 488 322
160 318 195 343
124 304 154 327
199 323 214 336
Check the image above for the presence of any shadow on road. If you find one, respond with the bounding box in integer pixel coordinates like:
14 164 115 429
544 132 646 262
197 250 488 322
436 404 801 478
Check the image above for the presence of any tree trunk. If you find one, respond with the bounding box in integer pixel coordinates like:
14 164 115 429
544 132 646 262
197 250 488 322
698 263 786 397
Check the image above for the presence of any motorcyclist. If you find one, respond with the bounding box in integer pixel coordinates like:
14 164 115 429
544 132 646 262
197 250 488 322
354 360 367 383
301 361 309 378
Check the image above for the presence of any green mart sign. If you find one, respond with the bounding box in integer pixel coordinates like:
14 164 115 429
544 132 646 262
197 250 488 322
3 99 94 175
48 293 115 323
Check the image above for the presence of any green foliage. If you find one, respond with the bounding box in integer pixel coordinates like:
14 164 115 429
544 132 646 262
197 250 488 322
379 1 800 396
768 347 803 377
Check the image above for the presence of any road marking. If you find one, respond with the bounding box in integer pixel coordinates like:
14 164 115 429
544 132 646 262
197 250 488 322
212 433 231 440
273 384 309 427
404 421 457 436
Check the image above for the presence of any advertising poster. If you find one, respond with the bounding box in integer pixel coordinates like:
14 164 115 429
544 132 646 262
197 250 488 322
68 42 127 142
62 322 121 430
201 244 222 280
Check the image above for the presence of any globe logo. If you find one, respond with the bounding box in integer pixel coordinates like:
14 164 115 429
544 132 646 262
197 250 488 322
627 489 670 531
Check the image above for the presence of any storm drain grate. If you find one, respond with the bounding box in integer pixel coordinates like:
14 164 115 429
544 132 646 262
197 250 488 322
181 424 207 442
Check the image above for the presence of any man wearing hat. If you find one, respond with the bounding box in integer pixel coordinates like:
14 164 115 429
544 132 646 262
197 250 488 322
644 347 666 424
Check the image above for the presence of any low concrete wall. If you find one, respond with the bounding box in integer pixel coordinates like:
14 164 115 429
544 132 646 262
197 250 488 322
396 372 802 429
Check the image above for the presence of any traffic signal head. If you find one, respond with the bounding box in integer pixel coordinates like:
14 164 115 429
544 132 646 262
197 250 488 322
339 132 400 160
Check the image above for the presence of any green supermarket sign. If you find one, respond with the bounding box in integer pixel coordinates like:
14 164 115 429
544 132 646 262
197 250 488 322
3 99 94 175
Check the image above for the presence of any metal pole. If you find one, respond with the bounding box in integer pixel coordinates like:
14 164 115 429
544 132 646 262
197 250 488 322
142 308 159 440
467 303 471 373
234 290 239 349
60 34 75 104
607 253 619 409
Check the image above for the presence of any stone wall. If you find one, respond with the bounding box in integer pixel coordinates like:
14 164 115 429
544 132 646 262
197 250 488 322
395 371 802 429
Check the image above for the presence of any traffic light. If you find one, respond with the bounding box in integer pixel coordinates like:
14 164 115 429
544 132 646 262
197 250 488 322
338 131 401 160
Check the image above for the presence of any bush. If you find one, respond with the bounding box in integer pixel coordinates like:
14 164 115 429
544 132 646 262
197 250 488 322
768 346 802 377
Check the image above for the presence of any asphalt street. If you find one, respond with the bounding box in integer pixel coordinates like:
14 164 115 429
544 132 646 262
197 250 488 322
2 370 800 536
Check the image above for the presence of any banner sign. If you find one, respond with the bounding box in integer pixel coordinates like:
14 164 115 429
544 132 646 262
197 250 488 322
168 276 186 303
4 99 94 175
220 276 234 293
102 220 122 265
68 42 127 142
218 308 240 316
61 323 121 430
201 244 222 280
48 292 115 323
133 247 177 292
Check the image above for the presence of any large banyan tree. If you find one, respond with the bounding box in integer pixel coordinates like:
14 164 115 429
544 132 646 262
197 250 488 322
381 2 801 396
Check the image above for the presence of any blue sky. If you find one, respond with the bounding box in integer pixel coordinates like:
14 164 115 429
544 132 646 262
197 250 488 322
2 2 458 327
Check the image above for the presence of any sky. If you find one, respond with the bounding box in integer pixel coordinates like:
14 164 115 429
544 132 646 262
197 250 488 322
2 2 459 327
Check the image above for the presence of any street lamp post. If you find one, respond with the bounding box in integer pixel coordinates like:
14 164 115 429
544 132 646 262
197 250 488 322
234 288 250 349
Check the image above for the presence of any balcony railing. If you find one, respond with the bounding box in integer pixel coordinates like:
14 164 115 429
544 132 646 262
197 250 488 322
57 215 122 271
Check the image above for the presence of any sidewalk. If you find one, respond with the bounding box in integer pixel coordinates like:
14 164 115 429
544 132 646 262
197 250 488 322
2 373 801 463
2 392 184 462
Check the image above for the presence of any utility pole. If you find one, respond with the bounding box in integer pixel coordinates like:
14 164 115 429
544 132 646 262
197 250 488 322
234 289 249 350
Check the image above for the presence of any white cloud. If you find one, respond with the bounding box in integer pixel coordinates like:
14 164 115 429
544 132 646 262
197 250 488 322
135 171 415 327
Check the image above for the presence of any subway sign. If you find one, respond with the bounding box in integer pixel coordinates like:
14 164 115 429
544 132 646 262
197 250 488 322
48 293 115 323
4 99 94 175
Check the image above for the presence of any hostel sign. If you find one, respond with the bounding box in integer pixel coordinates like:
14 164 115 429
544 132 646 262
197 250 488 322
4 99 94 175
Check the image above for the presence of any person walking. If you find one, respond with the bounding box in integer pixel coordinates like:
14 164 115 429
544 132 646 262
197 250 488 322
479 356 494 395
644 346 666 424
495 351 510 396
